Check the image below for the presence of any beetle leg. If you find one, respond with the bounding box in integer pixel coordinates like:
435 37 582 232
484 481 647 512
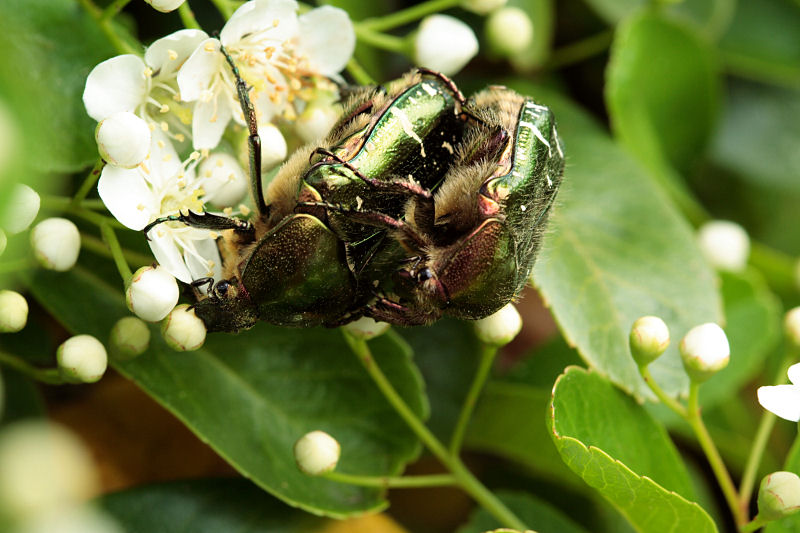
143 211 255 241
366 298 438 326
415 68 466 106
191 276 215 296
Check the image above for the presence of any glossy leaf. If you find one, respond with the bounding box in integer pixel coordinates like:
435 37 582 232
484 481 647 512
457 491 589 533
510 81 722 400
549 368 717 533
26 267 427 517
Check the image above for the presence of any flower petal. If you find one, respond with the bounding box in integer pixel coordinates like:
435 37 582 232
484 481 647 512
221 0 299 45
788 363 800 385
191 97 233 150
97 166 157 230
146 129 182 188
83 55 148 121
145 29 210 78
297 6 355 76
149 230 193 283
184 233 223 281
177 38 222 102
757 385 800 422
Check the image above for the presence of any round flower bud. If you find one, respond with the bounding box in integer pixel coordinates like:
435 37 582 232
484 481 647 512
143 0 185 12
697 220 750 272
0 290 28 333
161 304 206 351
679 323 730 383
2 184 40 235
57 335 108 383
199 152 249 208
295 103 340 143
784 307 800 348
126 265 179 322
474 303 522 346
95 111 151 168
0 420 99 518
294 430 340 476
461 0 507 15
30 218 81 271
109 316 150 359
414 15 479 76
0 228 7 256
343 316 390 340
629 316 670 366
486 7 534 56
757 471 800 521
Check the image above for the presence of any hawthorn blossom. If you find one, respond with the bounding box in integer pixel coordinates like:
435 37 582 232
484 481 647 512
757 363 800 422
97 131 222 283
177 0 355 149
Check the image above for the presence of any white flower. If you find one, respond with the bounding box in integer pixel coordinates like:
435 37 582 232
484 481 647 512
697 220 750 272
474 303 522 346
110 317 151 359
15 505 124 533
98 133 222 283
144 0 185 12
198 152 249 207
2 184 40 235
629 316 670 366
30 218 81 272
679 323 730 383
161 304 206 351
757 363 800 421
343 316 390 340
177 0 354 149
486 7 534 55
95 111 152 168
414 15 479 76
461 0 507 14
126 265 180 322
57 335 108 384
294 430 340 475
0 290 28 333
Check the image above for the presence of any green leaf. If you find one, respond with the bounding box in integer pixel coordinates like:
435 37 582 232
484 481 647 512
0 0 116 172
606 11 720 174
508 81 722 400
26 267 427 517
549 368 717 533
101 478 325 532
458 491 589 533
580 0 645 24
0 369 46 425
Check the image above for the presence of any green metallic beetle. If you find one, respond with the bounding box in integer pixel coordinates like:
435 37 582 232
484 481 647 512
365 86 565 325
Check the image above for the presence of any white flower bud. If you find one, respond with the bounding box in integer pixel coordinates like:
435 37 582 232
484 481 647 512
757 363 800 421
109 316 150 359
342 316 390 340
697 220 750 272
757 471 800 521
0 290 28 333
486 7 534 55
14 505 124 533
784 307 800 347
95 111 151 168
30 218 81 271
0 228 7 256
2 184 40 235
240 124 287 173
461 0 507 15
294 430 340 476
0 421 99 518
199 152 248 208
161 304 206 351
474 303 522 346
414 15 479 76
126 265 179 322
143 0 185 12
629 316 670 366
57 335 108 383
295 104 340 143
679 323 730 383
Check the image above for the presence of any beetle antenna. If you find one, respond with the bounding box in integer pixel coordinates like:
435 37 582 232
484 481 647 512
219 42 268 218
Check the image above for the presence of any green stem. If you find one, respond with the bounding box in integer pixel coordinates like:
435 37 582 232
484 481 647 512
639 365 687 417
749 243 797 297
342 331 527 530
101 0 132 22
178 2 202 30
0 259 36 275
450 344 498 455
80 232 153 269
76 0 139 55
0 351 64 385
346 58 376 85
72 160 105 207
687 383 746 526
360 0 461 31
324 471 457 488
355 25 411 55
210 0 234 19
544 30 613 71
40 196 126 230
740 514 769 533
101 223 133 282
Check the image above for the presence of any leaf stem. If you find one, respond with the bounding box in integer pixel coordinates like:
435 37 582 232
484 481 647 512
210 0 234 19
740 515 769 533
178 2 202 30
40 196 127 230
686 383 746 526
0 351 63 385
450 344 498 455
543 30 613 71
324 471 457 488
76 0 140 55
101 223 133 282
101 0 132 22
359 0 461 31
342 331 526 530
639 365 687 417
72 160 105 208
346 58 376 85
355 25 411 55
80 232 152 269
